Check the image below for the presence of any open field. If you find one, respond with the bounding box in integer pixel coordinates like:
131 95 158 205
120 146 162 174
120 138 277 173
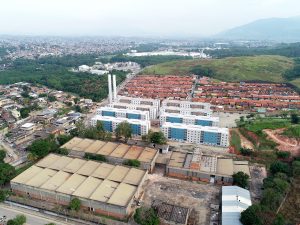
141 55 300 88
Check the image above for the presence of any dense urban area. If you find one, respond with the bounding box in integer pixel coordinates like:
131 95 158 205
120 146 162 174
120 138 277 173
0 36 299 225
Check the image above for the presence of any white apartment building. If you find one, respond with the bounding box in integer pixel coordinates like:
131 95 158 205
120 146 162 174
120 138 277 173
90 115 150 136
96 107 150 121
161 100 211 110
160 106 212 117
108 103 158 120
161 122 229 147
160 112 219 127
116 96 160 110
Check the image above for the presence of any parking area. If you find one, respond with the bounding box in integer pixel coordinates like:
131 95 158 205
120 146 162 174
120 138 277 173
142 172 220 225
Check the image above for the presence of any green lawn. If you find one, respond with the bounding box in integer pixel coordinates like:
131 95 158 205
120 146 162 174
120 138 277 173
141 55 300 88
282 125 300 138
230 130 242 150
244 118 291 133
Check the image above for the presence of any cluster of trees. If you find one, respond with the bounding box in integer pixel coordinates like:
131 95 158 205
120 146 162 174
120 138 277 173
134 207 160 225
283 58 300 80
0 150 16 187
142 130 167 145
0 57 127 101
189 65 215 77
110 54 192 67
73 121 112 141
240 158 300 225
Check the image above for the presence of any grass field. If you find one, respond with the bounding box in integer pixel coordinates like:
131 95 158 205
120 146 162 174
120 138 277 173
141 55 299 87
244 118 291 133
230 130 242 150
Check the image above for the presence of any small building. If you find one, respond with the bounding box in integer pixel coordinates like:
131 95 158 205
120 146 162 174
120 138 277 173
222 186 252 225
20 122 36 131
61 137 159 172
11 154 148 220
166 149 250 184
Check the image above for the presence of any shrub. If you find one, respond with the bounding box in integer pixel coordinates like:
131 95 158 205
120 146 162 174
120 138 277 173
276 151 291 159
270 161 289 175
124 159 141 168
69 198 81 211
134 207 160 225
84 153 107 162
233 171 249 188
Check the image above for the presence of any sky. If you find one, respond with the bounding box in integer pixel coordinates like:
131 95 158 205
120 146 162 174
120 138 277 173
0 0 300 37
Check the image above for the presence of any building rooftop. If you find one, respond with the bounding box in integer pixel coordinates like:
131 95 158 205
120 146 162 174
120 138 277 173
161 122 228 133
62 137 158 163
168 151 249 178
11 154 148 208
222 186 252 225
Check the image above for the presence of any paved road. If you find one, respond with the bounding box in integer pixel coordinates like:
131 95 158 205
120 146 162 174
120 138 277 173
0 204 71 225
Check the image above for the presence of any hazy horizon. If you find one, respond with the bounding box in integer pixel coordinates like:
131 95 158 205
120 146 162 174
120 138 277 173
1 0 300 37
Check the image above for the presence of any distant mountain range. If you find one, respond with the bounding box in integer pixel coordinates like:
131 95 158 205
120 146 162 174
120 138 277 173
215 16 300 42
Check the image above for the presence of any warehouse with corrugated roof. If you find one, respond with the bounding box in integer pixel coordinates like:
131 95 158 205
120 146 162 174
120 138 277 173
11 154 148 219
61 137 159 172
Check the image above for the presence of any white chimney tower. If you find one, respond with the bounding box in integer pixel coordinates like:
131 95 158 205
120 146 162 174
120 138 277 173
113 74 117 101
108 74 113 103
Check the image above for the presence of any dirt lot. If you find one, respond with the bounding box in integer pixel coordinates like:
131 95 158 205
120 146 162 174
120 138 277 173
142 171 220 225
264 129 300 156
249 164 267 202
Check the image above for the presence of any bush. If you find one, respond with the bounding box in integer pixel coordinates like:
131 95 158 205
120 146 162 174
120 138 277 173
54 148 69 155
240 148 253 156
134 207 160 225
69 198 81 211
84 153 107 162
261 188 283 210
123 159 141 168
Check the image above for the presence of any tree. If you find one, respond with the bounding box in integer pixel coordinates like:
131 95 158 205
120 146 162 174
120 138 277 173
134 207 160 225
0 163 16 185
20 107 30 118
73 97 80 104
69 198 81 211
261 188 283 211
7 214 26 225
276 151 291 159
292 160 300 177
48 95 57 102
0 149 6 163
84 153 107 162
57 135 72 146
270 161 289 175
240 148 253 156
272 178 290 194
148 131 167 145
115 121 132 141
233 172 249 188
27 138 58 158
124 159 141 168
55 148 69 155
272 214 286 225
74 105 81 113
291 113 299 124
240 204 263 225
0 189 10 202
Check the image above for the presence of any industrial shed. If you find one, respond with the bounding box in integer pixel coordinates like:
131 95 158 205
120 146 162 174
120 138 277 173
11 154 148 219
61 137 159 172
222 186 252 225
166 149 250 184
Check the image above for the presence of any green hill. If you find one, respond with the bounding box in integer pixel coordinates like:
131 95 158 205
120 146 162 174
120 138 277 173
141 55 297 86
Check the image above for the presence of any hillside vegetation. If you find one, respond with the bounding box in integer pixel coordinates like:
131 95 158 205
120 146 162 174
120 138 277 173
141 55 299 87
